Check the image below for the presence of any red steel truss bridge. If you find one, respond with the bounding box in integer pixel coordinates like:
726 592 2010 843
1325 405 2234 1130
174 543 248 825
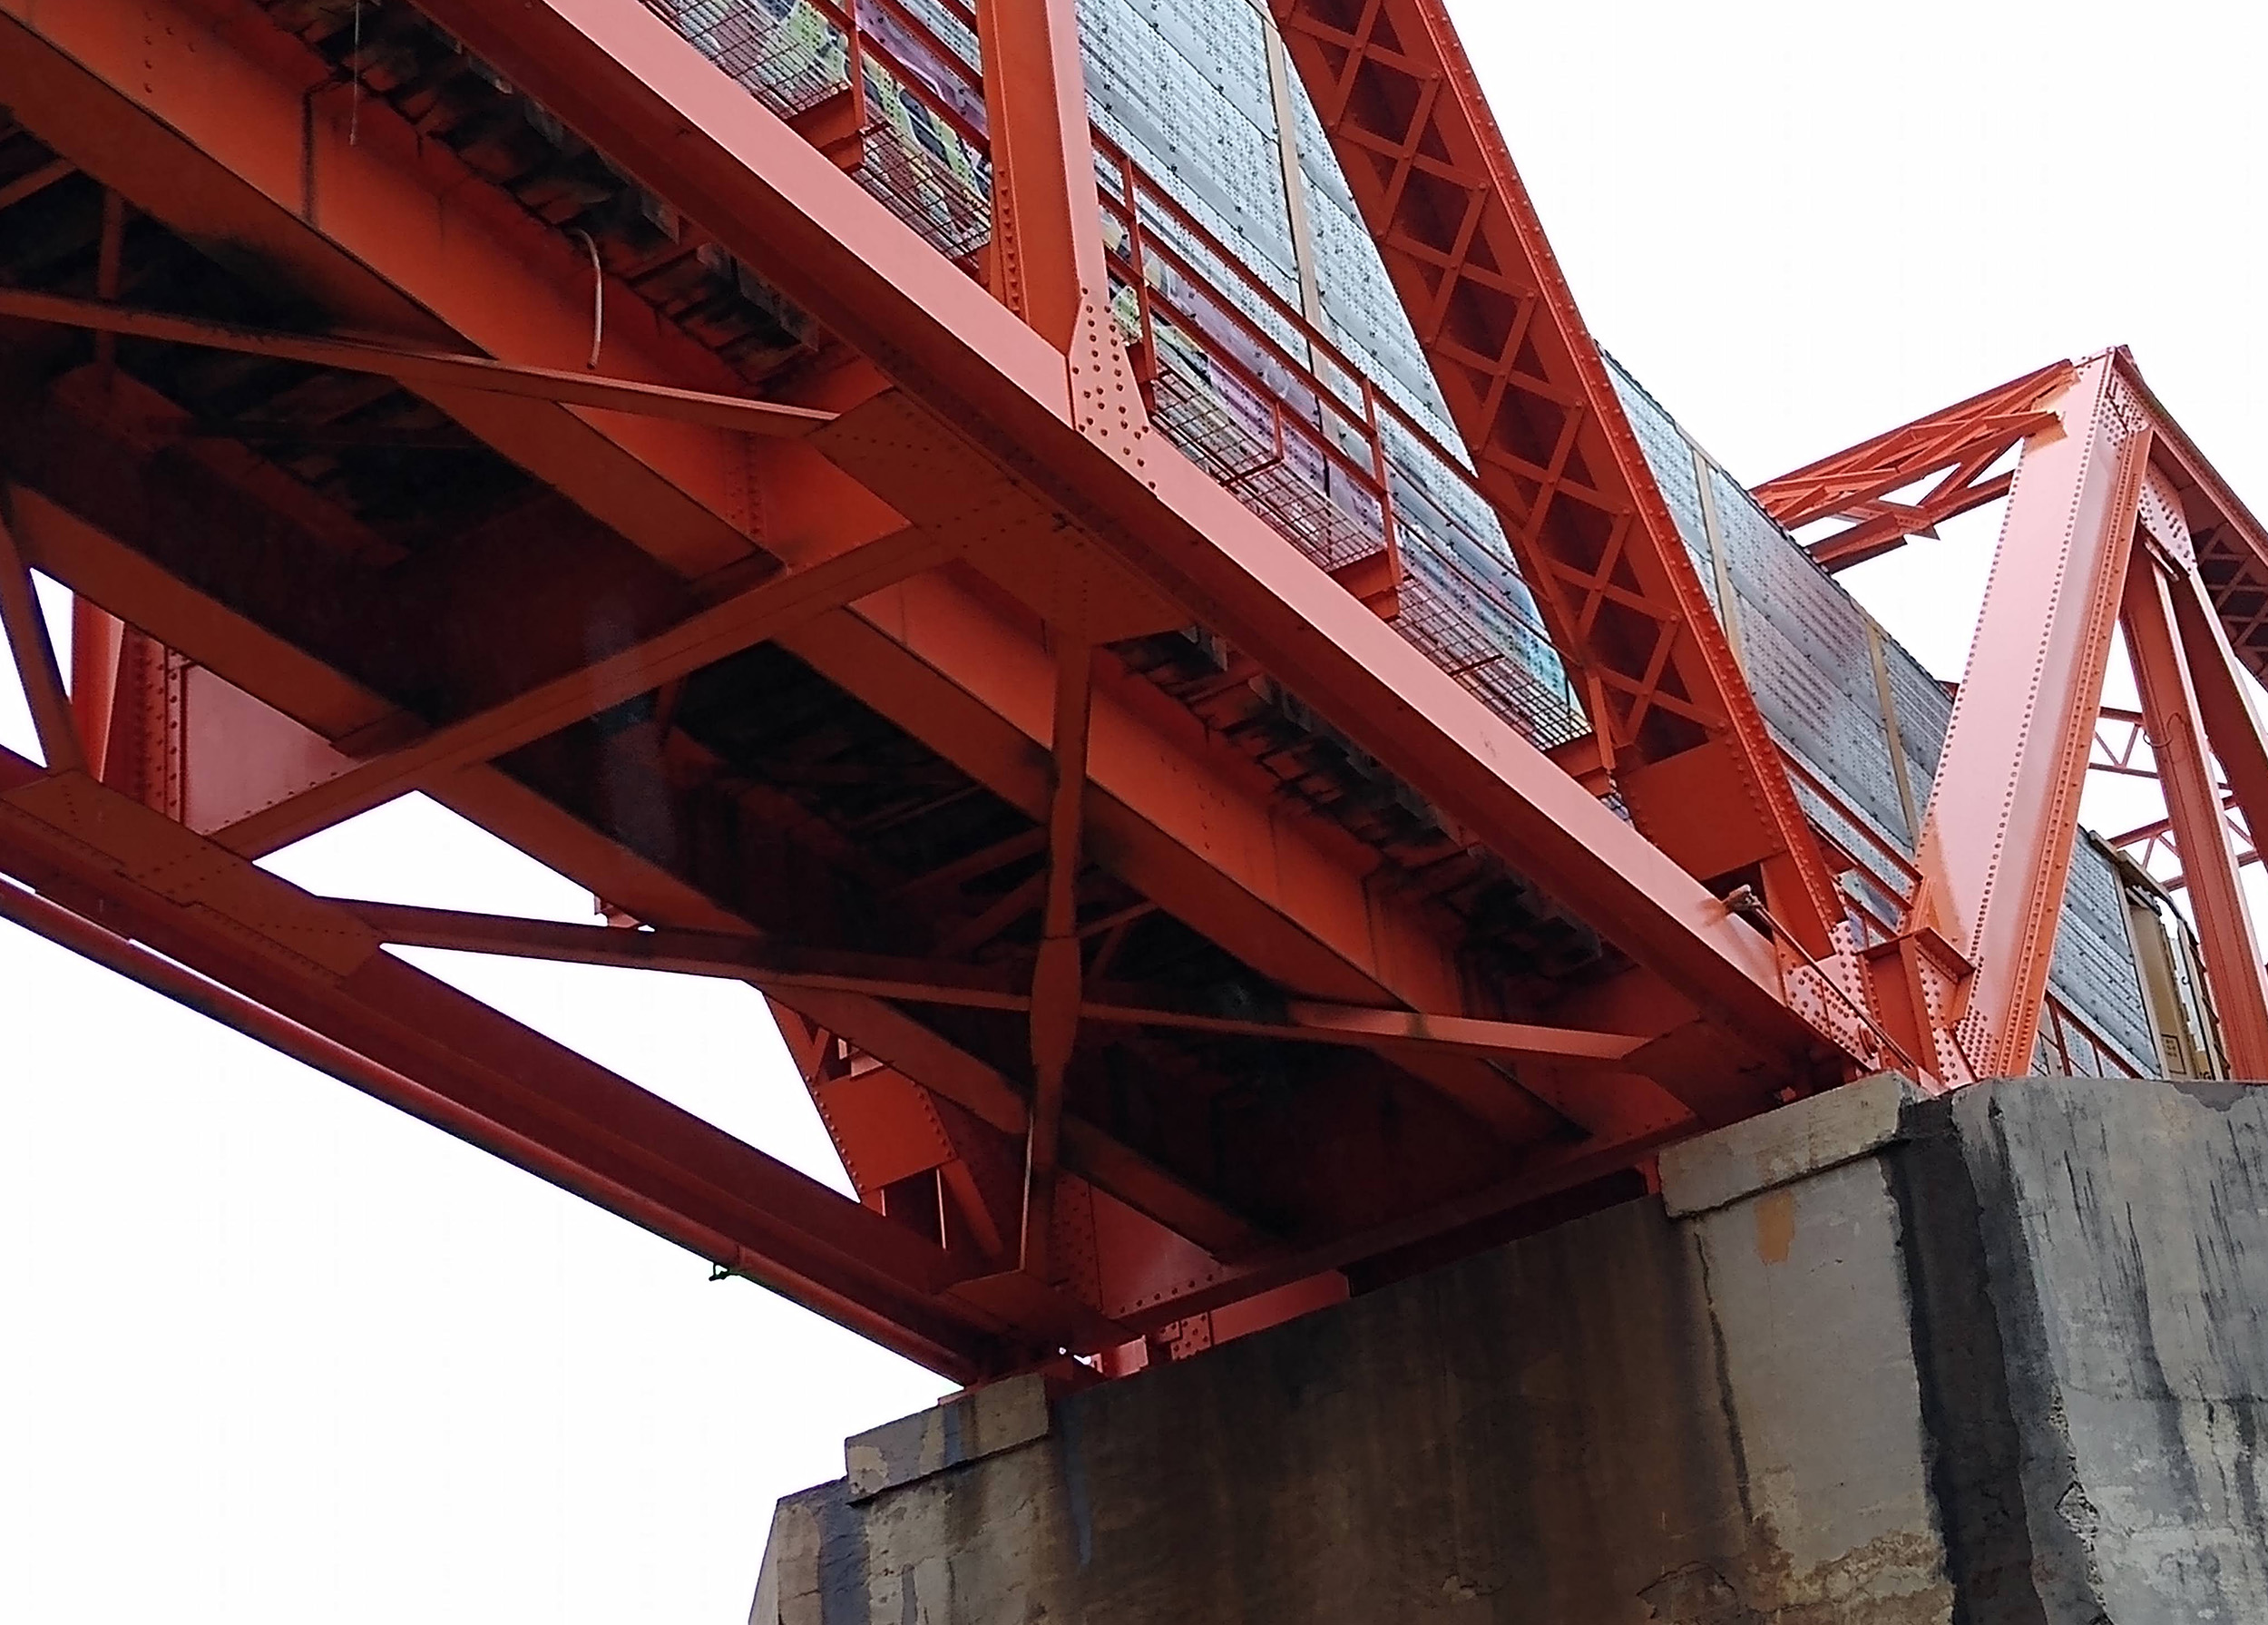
3 0 2267 1385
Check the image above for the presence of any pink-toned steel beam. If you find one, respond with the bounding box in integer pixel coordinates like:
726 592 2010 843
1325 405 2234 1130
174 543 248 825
1911 355 2152 1077
974 0 1110 352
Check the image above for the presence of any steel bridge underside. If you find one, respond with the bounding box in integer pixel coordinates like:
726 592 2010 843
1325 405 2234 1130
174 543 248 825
3 0 2268 1385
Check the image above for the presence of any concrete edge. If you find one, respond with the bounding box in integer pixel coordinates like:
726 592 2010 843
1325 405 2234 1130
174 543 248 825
1659 1071 1922 1218
845 1371 1051 1502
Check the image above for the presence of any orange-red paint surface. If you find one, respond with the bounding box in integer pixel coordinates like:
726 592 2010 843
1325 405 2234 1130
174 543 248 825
0 0 2263 1382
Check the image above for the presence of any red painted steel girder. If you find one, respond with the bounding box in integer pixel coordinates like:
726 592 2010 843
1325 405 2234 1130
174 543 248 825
2121 551 2268 1072
0 741 1022 1379
0 0 1800 1375
1888 351 2268 1078
1269 0 1843 953
1909 356 2150 1075
392 0 1833 1057
23 0 2268 1384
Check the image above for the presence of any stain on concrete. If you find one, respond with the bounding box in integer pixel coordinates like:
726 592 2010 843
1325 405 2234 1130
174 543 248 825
750 1078 2268 1625
1754 1189 1796 1265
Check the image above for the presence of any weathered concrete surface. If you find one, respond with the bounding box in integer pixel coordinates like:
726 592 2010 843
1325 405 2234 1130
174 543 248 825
751 1078 2268 1623
1937 1081 2268 1622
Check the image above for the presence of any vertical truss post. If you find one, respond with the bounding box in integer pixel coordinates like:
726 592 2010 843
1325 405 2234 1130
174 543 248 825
67 603 122 785
974 0 1108 351
1022 633 1093 1280
1912 356 2151 1075
2122 550 2268 1073
70 600 122 782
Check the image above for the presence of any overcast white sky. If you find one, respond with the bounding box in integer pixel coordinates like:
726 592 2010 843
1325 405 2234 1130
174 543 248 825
4 2 2265 1620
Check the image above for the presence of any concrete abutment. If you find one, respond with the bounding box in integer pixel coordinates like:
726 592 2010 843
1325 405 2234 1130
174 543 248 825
752 1077 2268 1622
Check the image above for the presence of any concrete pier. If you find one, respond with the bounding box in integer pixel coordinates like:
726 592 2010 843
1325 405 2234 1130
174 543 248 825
751 1077 2268 1623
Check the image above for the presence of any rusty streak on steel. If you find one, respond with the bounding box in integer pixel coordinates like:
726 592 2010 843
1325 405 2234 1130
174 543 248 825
0 288 837 437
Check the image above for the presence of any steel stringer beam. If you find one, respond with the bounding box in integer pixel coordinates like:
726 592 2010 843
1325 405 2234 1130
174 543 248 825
406 0 1833 1078
1756 360 2077 572
0 749 1022 1380
1911 355 2152 1077
1268 0 1842 948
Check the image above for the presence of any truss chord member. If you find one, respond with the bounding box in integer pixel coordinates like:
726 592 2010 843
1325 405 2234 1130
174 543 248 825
1783 347 2268 1082
1022 632 1094 1284
1269 0 1846 963
0 740 1022 1380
